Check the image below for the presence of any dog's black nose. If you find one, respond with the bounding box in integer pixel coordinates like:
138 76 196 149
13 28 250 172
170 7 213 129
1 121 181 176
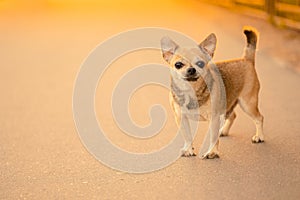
187 67 196 76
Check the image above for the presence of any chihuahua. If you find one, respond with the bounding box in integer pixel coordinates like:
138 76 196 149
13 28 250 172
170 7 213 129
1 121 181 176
161 27 264 159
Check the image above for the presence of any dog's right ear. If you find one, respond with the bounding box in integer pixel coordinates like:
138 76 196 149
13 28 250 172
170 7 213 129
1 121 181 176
160 36 179 63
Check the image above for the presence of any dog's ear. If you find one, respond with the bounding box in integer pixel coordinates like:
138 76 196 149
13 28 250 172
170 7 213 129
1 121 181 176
160 36 179 62
199 33 216 58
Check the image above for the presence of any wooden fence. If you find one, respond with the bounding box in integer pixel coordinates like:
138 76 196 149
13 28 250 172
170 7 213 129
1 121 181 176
207 0 300 29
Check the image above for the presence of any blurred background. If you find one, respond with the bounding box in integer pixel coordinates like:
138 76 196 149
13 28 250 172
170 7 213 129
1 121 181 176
209 0 300 28
1 0 300 199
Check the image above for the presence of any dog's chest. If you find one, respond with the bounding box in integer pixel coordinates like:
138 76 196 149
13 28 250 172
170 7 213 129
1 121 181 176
171 89 211 121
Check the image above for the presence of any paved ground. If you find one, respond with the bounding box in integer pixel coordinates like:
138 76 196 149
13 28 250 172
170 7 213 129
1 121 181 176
1 0 300 199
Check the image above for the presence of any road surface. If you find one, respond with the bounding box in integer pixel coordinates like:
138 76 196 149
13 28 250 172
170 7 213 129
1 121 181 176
1 0 300 199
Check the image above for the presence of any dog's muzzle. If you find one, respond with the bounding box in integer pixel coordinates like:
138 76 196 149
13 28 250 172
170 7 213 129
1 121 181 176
184 67 199 81
187 67 196 76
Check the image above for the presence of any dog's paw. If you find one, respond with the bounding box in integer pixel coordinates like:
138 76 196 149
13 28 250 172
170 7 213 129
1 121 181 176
220 131 229 137
252 135 264 143
203 151 220 159
181 147 196 157
181 151 196 157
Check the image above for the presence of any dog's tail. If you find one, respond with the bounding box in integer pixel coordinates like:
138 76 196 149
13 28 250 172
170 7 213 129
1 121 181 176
243 26 258 62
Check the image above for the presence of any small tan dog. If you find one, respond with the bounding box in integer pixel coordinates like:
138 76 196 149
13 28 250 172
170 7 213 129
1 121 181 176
161 27 264 159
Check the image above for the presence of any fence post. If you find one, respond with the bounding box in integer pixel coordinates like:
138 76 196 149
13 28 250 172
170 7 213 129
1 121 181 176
265 0 276 23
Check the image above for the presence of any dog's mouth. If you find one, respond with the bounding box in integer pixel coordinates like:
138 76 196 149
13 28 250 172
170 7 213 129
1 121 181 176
183 76 199 82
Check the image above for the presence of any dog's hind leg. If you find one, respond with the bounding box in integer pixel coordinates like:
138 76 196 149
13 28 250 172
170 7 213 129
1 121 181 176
220 100 238 137
238 97 264 143
220 111 237 137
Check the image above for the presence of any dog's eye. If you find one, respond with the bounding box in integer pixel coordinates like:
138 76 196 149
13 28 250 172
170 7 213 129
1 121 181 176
174 62 184 69
196 61 205 68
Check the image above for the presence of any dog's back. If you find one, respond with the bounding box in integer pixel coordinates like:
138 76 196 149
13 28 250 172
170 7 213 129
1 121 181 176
215 27 259 113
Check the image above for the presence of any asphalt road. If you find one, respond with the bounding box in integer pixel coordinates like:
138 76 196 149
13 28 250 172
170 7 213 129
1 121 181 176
1 0 300 199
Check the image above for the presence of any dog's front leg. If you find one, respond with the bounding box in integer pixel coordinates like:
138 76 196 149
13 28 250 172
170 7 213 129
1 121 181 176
203 113 221 159
171 99 195 157
179 115 196 157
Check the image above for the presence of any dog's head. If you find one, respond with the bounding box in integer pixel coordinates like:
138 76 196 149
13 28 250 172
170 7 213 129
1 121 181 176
160 33 216 81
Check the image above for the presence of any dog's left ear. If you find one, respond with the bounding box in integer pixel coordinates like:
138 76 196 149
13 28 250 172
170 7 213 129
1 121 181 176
161 36 179 63
199 33 217 58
